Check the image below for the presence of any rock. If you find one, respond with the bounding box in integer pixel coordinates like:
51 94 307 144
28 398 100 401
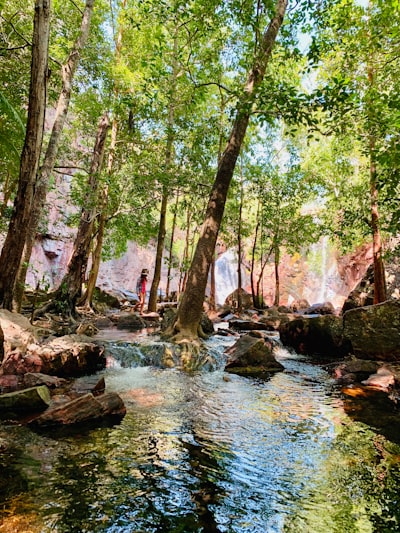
0 385 51 413
362 366 396 391
0 374 21 392
93 287 121 309
69 376 105 396
1 334 106 377
303 302 335 315
343 300 400 360
29 392 126 427
23 372 68 389
116 313 146 330
0 309 41 354
279 315 346 357
224 334 284 376
94 316 114 329
228 319 275 332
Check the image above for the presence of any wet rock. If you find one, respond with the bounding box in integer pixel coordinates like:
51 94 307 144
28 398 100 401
0 385 51 413
362 366 396 391
228 319 275 332
343 300 400 360
29 391 126 427
279 315 346 357
116 313 146 330
224 334 284 376
69 375 105 396
23 372 68 389
0 374 21 392
1 334 106 377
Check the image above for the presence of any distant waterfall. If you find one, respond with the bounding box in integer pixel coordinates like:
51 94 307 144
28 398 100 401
213 249 249 305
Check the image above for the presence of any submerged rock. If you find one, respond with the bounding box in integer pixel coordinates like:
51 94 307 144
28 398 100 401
224 333 284 376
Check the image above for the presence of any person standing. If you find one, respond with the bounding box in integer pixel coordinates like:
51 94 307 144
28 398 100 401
136 268 149 315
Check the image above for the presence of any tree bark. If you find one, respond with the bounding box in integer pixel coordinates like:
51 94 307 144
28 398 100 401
14 0 95 312
170 0 288 340
273 236 280 306
52 113 109 315
166 190 179 299
0 0 50 310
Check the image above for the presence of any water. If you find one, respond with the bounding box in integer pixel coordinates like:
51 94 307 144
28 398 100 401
1 333 400 532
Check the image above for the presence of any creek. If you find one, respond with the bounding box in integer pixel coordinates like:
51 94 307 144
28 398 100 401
1 328 400 532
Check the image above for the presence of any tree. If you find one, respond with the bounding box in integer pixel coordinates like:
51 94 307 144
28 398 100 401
37 113 110 317
167 0 289 342
14 0 96 311
0 0 51 310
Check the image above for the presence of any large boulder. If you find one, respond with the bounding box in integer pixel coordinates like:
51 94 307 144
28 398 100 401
279 315 346 357
1 334 106 377
224 333 284 376
343 300 400 360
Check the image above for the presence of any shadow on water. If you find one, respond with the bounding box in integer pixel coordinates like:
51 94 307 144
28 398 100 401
1 332 400 532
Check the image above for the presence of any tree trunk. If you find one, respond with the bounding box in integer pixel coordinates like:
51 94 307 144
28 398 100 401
14 0 95 312
148 31 179 312
367 44 386 304
52 113 109 315
273 237 280 307
170 0 288 340
370 139 386 303
251 203 261 307
166 190 179 300
237 174 244 313
0 0 50 310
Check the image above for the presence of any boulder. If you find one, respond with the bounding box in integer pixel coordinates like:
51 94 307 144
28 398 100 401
343 300 400 360
1 334 106 377
23 372 68 389
0 309 41 354
69 375 105 396
29 392 126 427
0 385 51 413
303 302 335 315
228 319 275 332
279 315 346 357
116 313 146 330
224 334 284 376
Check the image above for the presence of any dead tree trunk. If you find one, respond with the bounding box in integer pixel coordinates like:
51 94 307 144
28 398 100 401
0 0 50 310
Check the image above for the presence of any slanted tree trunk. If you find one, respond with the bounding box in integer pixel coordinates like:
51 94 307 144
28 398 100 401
39 113 109 317
0 0 50 310
14 0 95 312
168 0 288 341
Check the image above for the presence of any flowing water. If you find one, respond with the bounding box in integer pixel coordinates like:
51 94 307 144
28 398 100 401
1 331 400 533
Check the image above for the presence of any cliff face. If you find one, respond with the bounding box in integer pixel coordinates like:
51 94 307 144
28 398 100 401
20 174 374 306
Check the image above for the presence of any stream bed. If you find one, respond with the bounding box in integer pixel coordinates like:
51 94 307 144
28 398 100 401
1 330 400 532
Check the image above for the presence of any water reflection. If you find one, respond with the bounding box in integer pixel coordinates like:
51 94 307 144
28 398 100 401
1 340 400 532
